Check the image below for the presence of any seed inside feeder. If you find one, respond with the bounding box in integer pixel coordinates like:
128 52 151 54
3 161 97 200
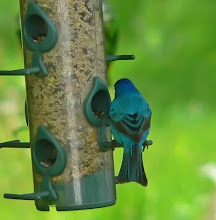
31 34 46 43
94 110 105 118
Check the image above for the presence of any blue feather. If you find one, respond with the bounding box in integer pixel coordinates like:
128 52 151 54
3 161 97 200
109 79 151 186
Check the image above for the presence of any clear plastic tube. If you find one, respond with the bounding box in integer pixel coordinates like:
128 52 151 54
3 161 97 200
19 0 116 211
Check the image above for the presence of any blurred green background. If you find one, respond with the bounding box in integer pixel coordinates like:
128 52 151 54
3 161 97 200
0 0 216 219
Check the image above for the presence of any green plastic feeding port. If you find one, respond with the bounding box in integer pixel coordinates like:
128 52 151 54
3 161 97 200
0 1 57 77
22 1 58 77
84 77 111 127
4 126 66 202
84 77 114 152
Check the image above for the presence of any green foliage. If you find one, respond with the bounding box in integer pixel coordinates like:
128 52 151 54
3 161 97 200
0 0 215 219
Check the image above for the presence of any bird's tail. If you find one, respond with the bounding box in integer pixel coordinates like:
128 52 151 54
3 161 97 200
117 145 148 186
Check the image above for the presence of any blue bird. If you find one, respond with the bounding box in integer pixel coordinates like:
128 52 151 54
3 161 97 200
109 79 152 186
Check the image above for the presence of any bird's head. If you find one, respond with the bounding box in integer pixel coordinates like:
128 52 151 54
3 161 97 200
114 78 139 97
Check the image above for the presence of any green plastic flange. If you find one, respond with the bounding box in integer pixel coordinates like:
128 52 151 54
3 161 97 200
32 125 67 200
0 1 58 77
23 1 58 77
32 125 67 177
84 77 111 127
84 77 114 151
4 126 66 201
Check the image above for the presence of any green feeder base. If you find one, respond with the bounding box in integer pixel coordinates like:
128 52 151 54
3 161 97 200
56 200 116 211
35 169 116 211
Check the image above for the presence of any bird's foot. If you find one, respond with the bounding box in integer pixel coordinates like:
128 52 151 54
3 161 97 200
112 140 122 150
99 141 113 152
99 140 122 151
142 140 153 152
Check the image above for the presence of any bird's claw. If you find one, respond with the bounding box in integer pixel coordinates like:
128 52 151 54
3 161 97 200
98 140 122 151
142 140 153 152
111 140 122 150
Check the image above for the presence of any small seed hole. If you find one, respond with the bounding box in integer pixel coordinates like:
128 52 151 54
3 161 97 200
91 90 110 119
25 14 48 43
31 34 46 43
35 139 57 168
94 110 105 118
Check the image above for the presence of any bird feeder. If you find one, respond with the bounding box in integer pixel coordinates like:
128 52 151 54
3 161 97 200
0 0 139 211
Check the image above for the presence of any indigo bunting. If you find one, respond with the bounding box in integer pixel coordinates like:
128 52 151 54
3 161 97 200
109 79 151 186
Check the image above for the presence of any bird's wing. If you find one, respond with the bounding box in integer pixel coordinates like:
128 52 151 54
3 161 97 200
110 101 151 143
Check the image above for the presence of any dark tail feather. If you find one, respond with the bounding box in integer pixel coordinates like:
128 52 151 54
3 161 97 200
117 146 148 186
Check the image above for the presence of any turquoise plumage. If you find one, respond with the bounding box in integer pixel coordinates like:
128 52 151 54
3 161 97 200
109 79 151 186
